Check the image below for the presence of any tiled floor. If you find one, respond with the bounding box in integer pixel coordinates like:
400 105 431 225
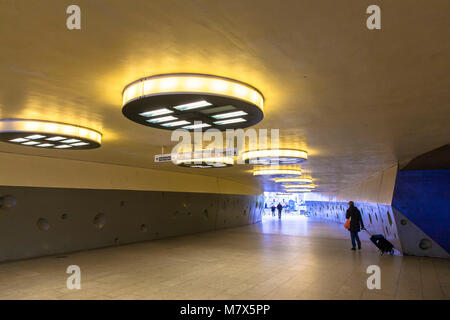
0 214 448 300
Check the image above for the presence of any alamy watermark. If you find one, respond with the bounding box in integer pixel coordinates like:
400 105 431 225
66 265 81 290
170 125 280 165
366 5 381 30
66 5 81 30
366 265 381 289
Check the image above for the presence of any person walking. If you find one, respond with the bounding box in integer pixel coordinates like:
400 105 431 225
271 204 276 217
277 202 283 219
345 201 365 250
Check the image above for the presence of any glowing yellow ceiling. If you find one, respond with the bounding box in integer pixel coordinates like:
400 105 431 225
0 0 449 192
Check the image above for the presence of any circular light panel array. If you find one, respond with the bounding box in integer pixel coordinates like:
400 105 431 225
284 184 315 189
273 177 313 184
253 168 302 177
286 189 312 193
242 149 307 165
0 119 102 150
122 74 264 131
175 156 234 168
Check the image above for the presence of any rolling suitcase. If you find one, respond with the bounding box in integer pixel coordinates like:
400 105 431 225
365 230 394 255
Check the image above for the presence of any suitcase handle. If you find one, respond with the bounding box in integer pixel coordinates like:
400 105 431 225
364 229 372 237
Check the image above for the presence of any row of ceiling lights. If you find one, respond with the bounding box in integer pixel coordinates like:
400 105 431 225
0 73 315 193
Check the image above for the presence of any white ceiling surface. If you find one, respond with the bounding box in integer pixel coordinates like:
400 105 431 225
0 0 449 192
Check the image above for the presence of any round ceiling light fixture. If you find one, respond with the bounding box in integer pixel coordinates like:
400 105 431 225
253 168 302 177
284 184 315 189
286 189 312 193
0 119 102 150
122 73 264 131
273 177 313 184
242 149 307 165
175 156 234 168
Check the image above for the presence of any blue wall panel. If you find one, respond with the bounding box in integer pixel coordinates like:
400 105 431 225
392 170 450 252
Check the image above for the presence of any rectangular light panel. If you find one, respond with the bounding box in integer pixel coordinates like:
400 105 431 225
26 134 46 139
46 136 67 141
62 139 81 144
54 145 73 149
9 138 29 143
182 123 211 130
22 141 40 145
161 120 191 127
36 143 54 147
146 116 178 124
213 118 247 125
139 108 173 118
212 111 248 119
71 142 89 146
173 100 212 111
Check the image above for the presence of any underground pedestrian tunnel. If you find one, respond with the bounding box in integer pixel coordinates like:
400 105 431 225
0 0 448 300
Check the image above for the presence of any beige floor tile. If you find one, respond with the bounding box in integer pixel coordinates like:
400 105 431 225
0 216 448 300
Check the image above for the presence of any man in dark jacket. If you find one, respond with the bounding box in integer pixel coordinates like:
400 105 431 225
277 203 283 219
345 201 365 250
271 204 276 217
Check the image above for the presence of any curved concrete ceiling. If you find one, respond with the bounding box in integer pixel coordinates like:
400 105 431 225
0 0 449 192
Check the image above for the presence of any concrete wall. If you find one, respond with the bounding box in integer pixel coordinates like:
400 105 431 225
0 152 262 195
305 165 398 205
0 152 263 262
0 186 263 262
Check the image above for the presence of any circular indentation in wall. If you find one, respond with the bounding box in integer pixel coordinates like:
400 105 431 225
0 195 17 209
243 209 247 216
60 213 68 220
37 218 50 231
140 224 148 232
120 200 126 207
223 219 227 224
93 213 106 229
387 210 393 226
419 238 432 250
203 209 209 218
187 211 192 217
114 237 119 244
369 214 373 224
172 210 179 219
400 219 407 226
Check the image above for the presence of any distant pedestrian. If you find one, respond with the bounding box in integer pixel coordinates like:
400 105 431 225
271 204 276 217
345 201 365 250
277 203 283 219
